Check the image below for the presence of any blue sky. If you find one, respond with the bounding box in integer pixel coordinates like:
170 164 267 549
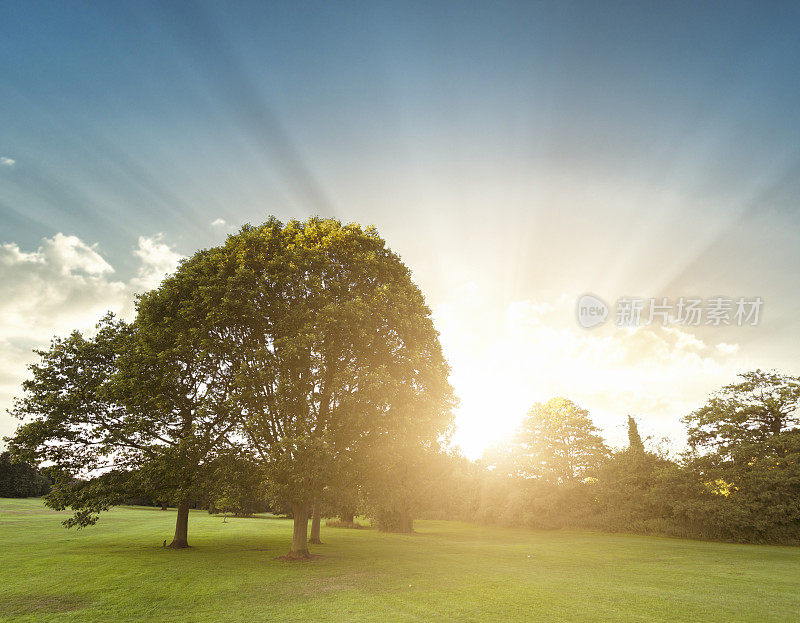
2 1 800 456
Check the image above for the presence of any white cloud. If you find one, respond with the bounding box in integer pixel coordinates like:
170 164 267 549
0 157 14 167
434 289 749 458
0 243 44 265
0 233 183 442
211 218 226 227
43 233 114 276
131 234 182 291
716 342 740 355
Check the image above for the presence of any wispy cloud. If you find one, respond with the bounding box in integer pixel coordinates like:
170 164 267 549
0 157 15 167
211 218 226 227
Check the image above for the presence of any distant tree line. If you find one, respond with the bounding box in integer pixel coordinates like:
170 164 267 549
411 371 800 545
0 451 50 498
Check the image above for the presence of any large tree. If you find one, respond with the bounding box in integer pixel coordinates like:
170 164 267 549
218 218 454 557
680 370 800 542
684 370 800 458
111 246 248 547
511 397 608 484
7 316 146 529
8 245 245 548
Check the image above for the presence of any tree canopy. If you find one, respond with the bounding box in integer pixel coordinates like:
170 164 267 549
8 243 254 546
211 218 455 556
684 370 800 457
511 397 608 484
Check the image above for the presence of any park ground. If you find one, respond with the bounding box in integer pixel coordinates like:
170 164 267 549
1 498 799 622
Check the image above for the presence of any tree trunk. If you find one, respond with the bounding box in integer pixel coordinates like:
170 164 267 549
168 500 190 549
341 511 355 524
308 503 322 544
288 502 311 559
160 502 168 511
771 413 783 436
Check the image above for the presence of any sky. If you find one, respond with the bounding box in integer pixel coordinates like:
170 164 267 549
2 1 800 458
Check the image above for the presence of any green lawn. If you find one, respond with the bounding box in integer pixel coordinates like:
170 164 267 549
1 498 798 622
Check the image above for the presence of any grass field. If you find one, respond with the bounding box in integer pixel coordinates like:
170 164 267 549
1 498 798 622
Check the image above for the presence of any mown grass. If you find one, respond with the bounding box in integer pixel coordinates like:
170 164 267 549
1 497 798 622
